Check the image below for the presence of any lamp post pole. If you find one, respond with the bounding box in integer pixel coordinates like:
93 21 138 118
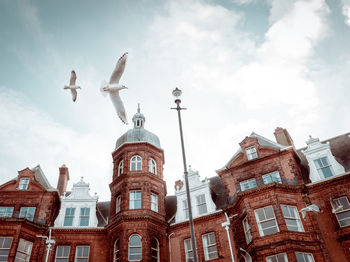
171 87 198 262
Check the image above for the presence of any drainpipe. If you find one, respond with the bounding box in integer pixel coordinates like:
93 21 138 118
36 227 55 262
168 232 175 262
221 212 237 262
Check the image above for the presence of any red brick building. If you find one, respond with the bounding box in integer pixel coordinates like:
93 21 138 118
1 109 350 262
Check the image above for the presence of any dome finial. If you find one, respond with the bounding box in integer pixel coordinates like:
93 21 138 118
132 104 145 129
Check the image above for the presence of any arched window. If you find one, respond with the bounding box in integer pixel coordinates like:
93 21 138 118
130 156 142 171
151 237 159 262
116 195 121 213
114 238 120 262
118 160 124 176
128 234 141 261
149 158 157 175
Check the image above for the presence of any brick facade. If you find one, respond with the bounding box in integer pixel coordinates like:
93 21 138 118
1 124 350 262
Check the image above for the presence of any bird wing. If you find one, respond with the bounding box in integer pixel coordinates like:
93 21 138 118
109 91 128 124
70 70 77 86
70 88 77 102
109 52 128 84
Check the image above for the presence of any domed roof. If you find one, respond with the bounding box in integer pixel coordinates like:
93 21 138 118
115 105 161 150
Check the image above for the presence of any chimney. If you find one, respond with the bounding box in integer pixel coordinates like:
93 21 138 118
274 127 294 147
57 164 70 196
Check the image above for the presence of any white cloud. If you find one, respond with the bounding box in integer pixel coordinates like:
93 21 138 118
0 86 113 200
341 2 350 26
139 0 332 190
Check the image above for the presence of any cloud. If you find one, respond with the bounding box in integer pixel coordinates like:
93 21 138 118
340 0 350 26
0 86 113 200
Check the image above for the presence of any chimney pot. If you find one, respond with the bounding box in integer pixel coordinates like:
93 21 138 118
57 165 70 196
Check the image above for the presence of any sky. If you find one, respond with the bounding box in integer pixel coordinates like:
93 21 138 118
0 0 349 201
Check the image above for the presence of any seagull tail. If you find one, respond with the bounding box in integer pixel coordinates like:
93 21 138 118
100 80 108 96
100 80 108 97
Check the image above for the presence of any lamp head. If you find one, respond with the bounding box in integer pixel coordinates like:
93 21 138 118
172 87 182 99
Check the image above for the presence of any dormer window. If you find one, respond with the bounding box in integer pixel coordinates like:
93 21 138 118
302 136 345 183
246 146 258 160
130 156 142 171
118 160 124 176
314 157 333 179
149 158 157 174
19 178 29 190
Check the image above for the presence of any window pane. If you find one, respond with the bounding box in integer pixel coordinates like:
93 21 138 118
296 252 314 262
266 253 288 262
15 239 32 262
265 206 274 219
0 237 12 262
337 197 350 209
0 207 14 217
256 209 266 221
322 167 333 178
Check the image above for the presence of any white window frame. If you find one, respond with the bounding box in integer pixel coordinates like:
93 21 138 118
240 178 257 191
18 178 29 190
151 193 158 212
64 207 75 226
19 207 36 222
184 238 193 262
55 246 70 262
130 156 142 171
15 238 33 262
114 239 120 262
118 160 124 176
116 195 121 213
295 252 314 262
242 216 252 244
262 171 282 184
75 246 89 262
0 207 14 217
246 146 258 160
196 194 208 215
314 156 334 179
79 208 90 226
266 253 288 262
0 237 12 261
130 191 142 209
281 205 304 232
149 158 157 175
334 196 350 227
254 205 279 236
128 234 142 261
151 237 159 262
202 232 218 260
183 200 189 219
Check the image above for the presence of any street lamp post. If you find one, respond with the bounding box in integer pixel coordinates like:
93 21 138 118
171 87 198 262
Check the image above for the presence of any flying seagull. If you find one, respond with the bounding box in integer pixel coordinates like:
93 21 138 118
64 70 81 102
100 52 128 124
299 204 321 220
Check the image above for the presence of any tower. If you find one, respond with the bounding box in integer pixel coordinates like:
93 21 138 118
107 106 167 261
